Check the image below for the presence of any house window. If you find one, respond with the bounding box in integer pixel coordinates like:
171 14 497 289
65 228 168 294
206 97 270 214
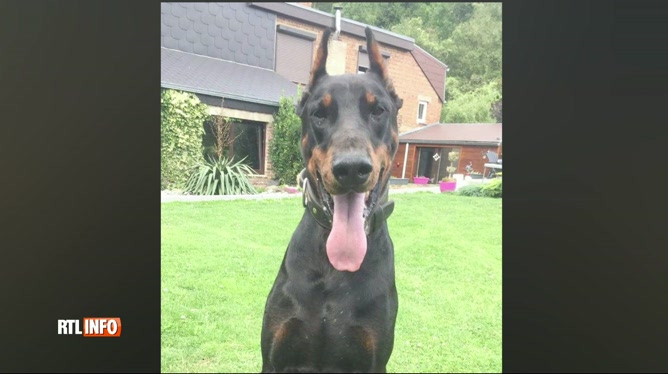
417 100 428 123
203 117 266 174
230 121 265 173
357 46 390 74
275 25 316 85
415 146 461 183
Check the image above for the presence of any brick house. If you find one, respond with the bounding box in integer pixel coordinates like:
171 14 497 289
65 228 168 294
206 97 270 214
161 2 448 180
392 123 503 183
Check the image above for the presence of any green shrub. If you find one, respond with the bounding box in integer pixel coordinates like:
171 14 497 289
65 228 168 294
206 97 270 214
161 89 209 190
457 183 486 197
268 92 303 185
480 178 502 198
184 155 258 195
457 178 502 198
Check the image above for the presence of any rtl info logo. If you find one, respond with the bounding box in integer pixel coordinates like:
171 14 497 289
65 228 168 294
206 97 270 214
58 317 122 337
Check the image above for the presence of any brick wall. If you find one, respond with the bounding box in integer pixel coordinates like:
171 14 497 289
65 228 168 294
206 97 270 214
264 120 274 178
276 16 443 134
391 143 498 181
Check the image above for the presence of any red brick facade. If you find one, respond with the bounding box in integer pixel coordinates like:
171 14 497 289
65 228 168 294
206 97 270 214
276 17 443 134
393 143 498 181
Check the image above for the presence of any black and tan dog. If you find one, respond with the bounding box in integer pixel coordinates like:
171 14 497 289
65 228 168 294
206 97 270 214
261 27 403 373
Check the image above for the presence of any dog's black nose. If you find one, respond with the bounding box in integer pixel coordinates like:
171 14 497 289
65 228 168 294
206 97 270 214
332 155 373 188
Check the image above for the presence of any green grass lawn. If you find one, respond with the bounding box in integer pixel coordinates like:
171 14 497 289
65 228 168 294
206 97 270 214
161 192 502 373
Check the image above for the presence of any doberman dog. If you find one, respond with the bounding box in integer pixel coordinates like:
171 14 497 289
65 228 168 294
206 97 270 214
261 26 403 373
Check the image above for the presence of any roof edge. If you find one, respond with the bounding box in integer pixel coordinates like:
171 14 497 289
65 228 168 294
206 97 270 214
161 47 276 72
413 44 447 68
410 50 445 103
288 2 415 42
250 2 415 51
160 82 290 107
398 122 443 137
399 139 500 146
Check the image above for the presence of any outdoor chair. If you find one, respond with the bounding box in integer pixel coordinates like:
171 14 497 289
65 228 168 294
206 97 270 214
483 151 502 179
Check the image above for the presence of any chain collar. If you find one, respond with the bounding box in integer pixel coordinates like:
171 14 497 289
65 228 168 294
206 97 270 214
297 169 395 235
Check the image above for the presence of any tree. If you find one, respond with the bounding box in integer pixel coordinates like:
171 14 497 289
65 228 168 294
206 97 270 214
161 89 208 190
313 2 503 123
391 17 448 61
268 93 303 185
441 79 501 123
315 3 423 30
408 3 474 48
443 3 502 87
490 76 502 123
203 98 239 161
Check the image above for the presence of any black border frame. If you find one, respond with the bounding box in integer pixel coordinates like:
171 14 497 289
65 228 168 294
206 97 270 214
1 1 160 372
2 0 666 372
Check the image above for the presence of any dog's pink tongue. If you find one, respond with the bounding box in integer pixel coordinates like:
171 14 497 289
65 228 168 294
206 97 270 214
326 192 367 272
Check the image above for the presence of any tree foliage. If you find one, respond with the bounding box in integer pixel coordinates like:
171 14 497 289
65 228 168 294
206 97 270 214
313 2 502 123
268 93 303 185
442 77 501 123
443 3 502 86
161 89 208 190
315 3 423 30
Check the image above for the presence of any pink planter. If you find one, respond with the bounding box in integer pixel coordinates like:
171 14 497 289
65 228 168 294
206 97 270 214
439 181 457 192
413 177 429 184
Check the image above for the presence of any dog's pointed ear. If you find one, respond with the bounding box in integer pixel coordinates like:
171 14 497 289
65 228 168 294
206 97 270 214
365 27 403 109
308 27 333 88
296 84 308 117
365 27 388 82
299 28 332 116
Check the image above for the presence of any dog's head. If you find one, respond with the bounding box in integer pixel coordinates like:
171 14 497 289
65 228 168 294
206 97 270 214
298 27 402 272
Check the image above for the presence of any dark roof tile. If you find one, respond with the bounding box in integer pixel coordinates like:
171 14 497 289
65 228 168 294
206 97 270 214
163 36 177 50
213 37 226 50
243 19 253 35
193 42 207 56
207 3 218 16
200 33 211 46
193 18 206 33
161 47 298 107
172 3 185 17
186 29 197 43
247 33 257 47
186 5 199 22
228 18 240 32
234 31 244 43
171 23 185 39
178 16 190 32
178 39 193 53
200 10 213 25
411 46 447 103
222 4 234 19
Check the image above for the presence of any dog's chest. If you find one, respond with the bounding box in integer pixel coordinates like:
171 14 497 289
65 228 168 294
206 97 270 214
285 272 373 326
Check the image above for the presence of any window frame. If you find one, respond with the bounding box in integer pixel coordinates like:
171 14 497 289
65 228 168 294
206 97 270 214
274 25 317 85
357 45 390 75
417 100 428 123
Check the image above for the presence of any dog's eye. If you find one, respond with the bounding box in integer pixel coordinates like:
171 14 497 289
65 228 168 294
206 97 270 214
313 107 327 120
371 105 385 116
